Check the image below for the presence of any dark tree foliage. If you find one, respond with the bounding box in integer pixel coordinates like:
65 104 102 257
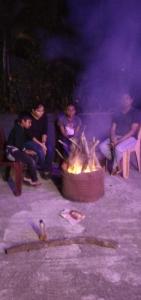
0 0 77 113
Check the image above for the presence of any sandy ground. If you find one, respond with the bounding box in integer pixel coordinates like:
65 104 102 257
0 168 141 300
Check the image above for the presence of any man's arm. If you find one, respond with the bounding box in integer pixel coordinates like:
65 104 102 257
116 123 139 144
74 117 82 137
41 115 48 144
41 134 47 144
32 137 47 153
57 114 67 138
59 124 68 138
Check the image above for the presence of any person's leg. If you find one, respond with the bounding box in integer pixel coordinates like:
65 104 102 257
113 137 137 170
25 141 46 170
44 143 55 173
99 138 112 160
10 149 39 183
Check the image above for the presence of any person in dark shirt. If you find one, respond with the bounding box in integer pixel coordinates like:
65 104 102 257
6 114 41 186
99 94 140 175
25 103 50 179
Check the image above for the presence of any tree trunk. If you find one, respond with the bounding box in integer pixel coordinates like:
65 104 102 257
2 32 10 97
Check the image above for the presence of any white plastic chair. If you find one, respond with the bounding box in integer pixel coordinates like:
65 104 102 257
122 127 141 179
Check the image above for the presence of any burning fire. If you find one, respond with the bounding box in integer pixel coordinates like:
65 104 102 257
57 132 102 175
68 164 97 174
67 154 98 174
66 134 101 174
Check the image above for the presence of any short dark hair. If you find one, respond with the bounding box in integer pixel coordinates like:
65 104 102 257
17 112 32 123
66 103 76 109
32 102 45 110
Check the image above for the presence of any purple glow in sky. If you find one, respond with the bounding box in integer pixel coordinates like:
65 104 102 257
41 0 141 111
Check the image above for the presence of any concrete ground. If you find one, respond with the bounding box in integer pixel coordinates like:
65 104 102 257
0 168 141 300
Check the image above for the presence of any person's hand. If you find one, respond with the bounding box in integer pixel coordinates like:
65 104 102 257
61 161 68 171
41 143 47 154
25 149 37 156
115 137 123 145
111 136 118 146
112 137 122 146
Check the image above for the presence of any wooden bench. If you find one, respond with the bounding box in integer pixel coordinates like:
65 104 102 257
0 128 23 196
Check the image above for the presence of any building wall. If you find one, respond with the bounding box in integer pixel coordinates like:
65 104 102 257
0 112 112 142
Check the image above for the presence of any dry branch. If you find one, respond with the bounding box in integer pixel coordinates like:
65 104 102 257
67 132 101 173
4 237 118 254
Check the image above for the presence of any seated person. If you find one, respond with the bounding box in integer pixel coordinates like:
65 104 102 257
57 103 82 158
25 103 51 179
6 113 40 186
99 93 140 175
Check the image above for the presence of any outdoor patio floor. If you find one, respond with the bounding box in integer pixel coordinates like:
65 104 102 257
0 168 141 300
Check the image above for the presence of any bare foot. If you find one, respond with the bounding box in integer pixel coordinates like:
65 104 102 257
23 177 41 186
30 180 41 186
23 177 32 184
111 167 122 176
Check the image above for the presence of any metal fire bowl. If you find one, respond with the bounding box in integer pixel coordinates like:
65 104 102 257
62 168 105 202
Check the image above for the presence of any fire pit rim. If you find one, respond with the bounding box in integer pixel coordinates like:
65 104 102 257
62 168 105 202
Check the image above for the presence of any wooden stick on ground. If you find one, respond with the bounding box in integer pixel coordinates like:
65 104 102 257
4 237 118 254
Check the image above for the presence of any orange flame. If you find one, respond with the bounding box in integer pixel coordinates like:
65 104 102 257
67 159 98 174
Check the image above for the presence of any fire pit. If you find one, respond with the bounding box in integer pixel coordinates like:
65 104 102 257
62 168 104 202
61 132 105 202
